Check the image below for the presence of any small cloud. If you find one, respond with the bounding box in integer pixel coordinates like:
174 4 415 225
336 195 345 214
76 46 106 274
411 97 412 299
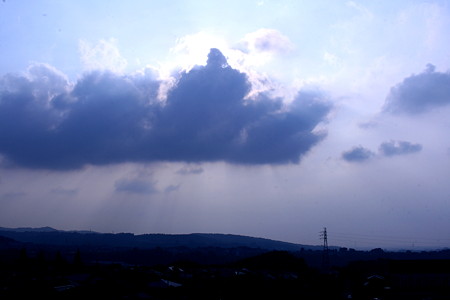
383 64 450 114
379 140 422 157
177 166 204 175
240 28 294 54
342 146 375 162
164 184 180 193
114 179 157 194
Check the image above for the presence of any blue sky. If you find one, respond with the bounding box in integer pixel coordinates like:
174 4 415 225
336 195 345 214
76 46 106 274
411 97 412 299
1 0 450 250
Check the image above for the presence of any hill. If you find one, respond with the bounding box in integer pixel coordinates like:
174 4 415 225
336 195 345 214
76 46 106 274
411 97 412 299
0 227 322 251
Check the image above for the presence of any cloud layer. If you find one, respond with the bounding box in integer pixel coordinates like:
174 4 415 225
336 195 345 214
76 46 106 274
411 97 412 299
0 49 330 170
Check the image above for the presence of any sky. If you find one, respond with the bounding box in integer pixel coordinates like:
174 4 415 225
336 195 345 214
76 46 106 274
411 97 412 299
1 0 450 250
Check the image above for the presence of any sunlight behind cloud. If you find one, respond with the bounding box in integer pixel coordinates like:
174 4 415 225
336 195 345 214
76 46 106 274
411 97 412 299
154 30 298 102
169 32 230 72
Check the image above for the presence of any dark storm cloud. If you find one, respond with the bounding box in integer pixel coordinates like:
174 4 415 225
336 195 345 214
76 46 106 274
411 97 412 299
379 140 422 157
342 146 374 162
383 64 450 114
0 49 331 170
114 178 157 194
0 66 156 169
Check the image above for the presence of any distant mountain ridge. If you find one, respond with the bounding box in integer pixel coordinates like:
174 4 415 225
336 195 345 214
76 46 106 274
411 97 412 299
0 227 323 251
0 226 59 233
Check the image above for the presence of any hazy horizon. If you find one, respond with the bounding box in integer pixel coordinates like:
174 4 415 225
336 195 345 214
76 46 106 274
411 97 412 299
3 224 447 252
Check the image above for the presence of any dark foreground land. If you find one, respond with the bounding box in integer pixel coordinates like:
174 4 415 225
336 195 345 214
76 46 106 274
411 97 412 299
1 229 449 299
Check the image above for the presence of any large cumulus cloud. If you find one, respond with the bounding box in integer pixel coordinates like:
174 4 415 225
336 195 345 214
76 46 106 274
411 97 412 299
0 49 330 170
383 64 450 114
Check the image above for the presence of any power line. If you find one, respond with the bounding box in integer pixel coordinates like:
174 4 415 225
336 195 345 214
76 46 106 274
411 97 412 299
332 231 450 242
329 231 450 249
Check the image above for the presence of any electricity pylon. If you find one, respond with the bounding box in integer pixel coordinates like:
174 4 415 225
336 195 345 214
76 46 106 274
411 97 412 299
320 227 330 271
